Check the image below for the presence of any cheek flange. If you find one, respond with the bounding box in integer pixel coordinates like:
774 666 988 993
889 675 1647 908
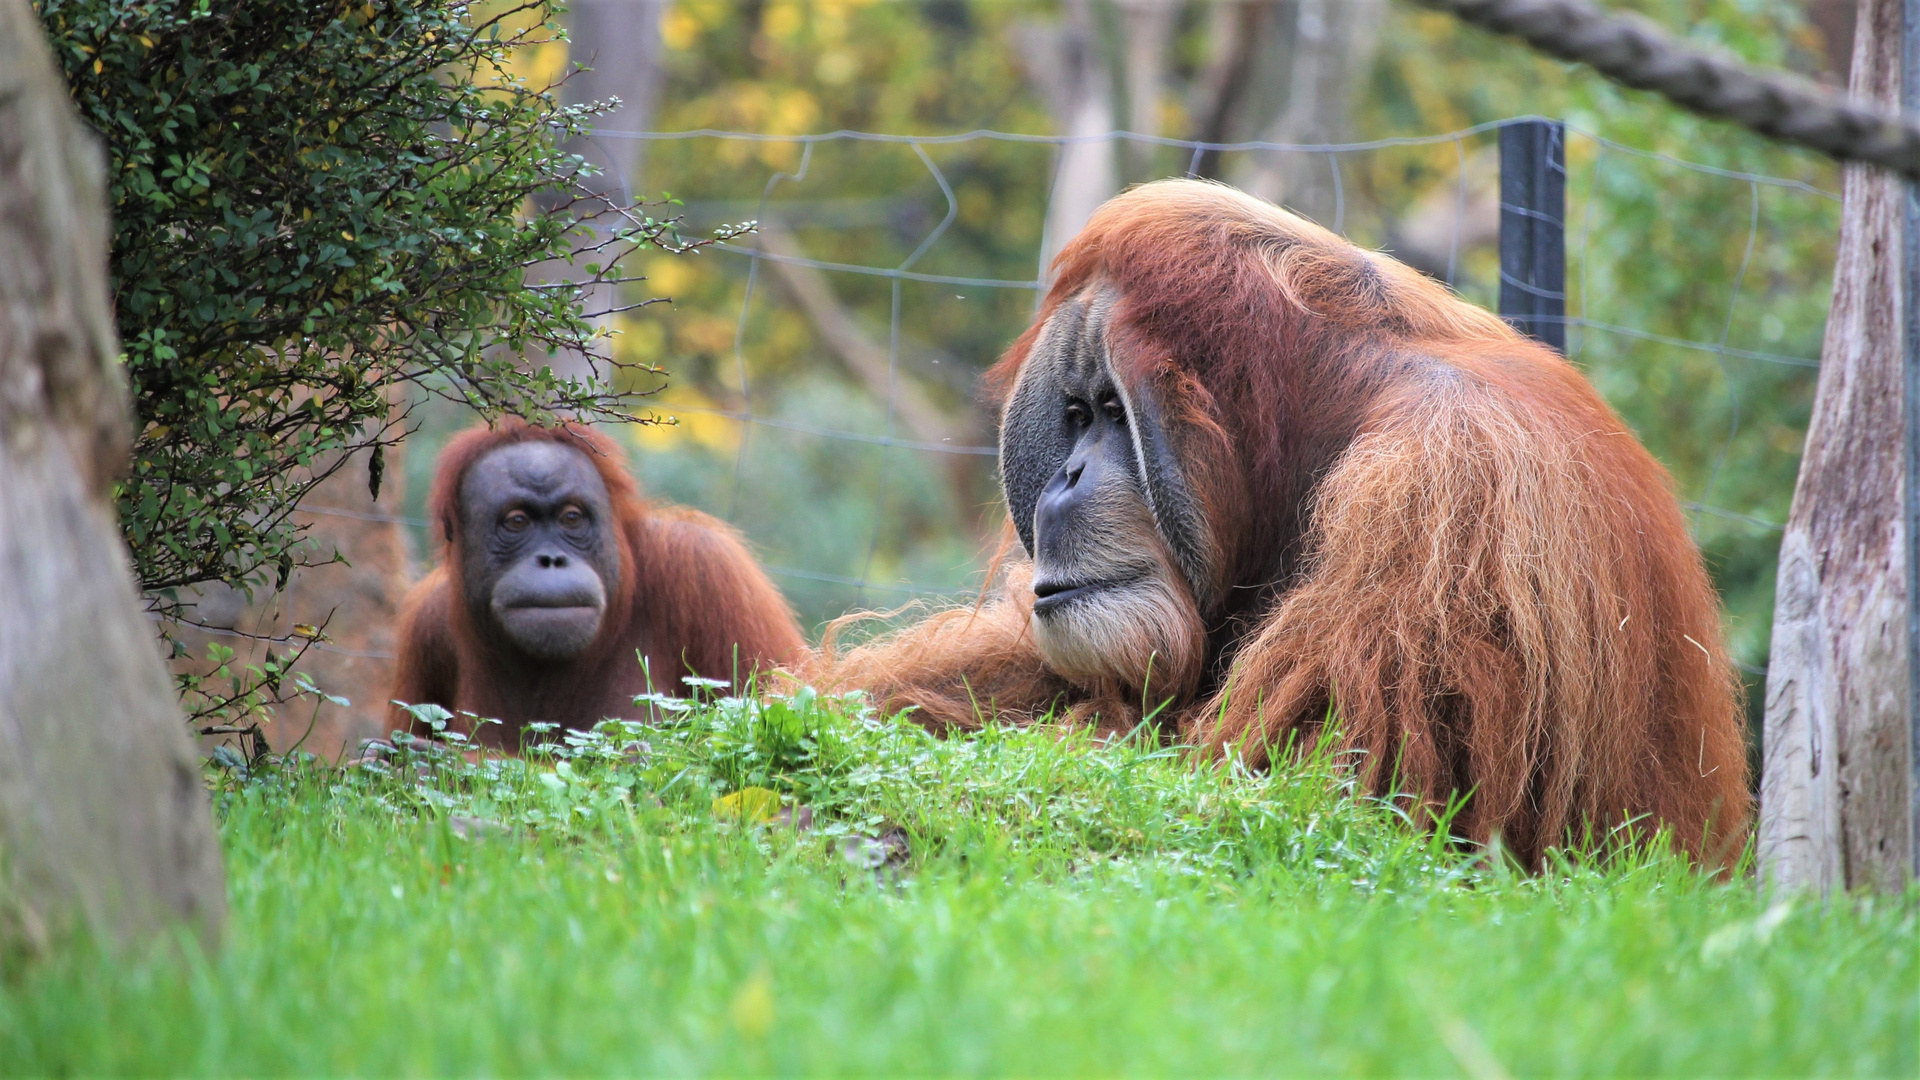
1113 363 1225 615
1000 325 1083 559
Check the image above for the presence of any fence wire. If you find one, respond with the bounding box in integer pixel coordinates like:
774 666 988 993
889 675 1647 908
321 118 1832 649
611 121 1824 607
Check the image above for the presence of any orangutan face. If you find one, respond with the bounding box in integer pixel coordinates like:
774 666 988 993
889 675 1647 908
458 442 619 662
1000 288 1206 700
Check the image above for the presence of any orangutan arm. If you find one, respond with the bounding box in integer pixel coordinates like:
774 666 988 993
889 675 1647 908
1192 382 1748 866
639 507 808 691
806 555 1091 731
386 568 460 739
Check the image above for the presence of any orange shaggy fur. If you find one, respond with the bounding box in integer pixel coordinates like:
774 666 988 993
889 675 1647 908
390 420 805 748
810 179 1749 866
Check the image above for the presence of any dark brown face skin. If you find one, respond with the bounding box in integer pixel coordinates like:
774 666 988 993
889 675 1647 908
1000 289 1207 700
457 442 620 662
1023 321 1169 616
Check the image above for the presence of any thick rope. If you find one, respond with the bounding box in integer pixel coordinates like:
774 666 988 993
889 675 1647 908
1416 0 1920 179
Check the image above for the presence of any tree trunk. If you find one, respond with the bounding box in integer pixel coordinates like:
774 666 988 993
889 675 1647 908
1185 0 1273 180
1114 0 1181 178
567 0 667 179
544 0 668 381
1017 0 1120 278
1240 0 1383 229
1760 0 1915 894
0 0 225 949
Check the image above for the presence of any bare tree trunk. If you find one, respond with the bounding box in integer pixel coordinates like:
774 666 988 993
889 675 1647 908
0 0 225 950
1186 0 1274 179
1761 0 1915 894
1115 0 1182 177
1240 0 1383 227
1018 0 1120 278
544 0 668 380
567 0 667 197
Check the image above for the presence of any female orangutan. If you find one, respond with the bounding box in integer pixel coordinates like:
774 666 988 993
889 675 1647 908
390 421 804 750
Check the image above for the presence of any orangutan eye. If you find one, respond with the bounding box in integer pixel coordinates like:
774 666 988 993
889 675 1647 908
1064 399 1092 428
1102 396 1126 424
558 506 585 528
502 510 531 532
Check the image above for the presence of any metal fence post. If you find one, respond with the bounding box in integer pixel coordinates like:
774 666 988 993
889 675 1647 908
1498 119 1568 353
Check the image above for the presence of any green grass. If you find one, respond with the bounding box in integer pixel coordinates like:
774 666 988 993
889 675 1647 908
2 690 1913 1075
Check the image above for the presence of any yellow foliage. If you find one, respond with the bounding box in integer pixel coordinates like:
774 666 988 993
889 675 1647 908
677 0 734 34
661 7 701 51
814 49 858 86
755 139 807 172
762 1 804 42
614 313 667 364
474 1 564 89
770 89 819 135
643 253 700 297
626 384 740 455
520 39 569 91
676 312 738 357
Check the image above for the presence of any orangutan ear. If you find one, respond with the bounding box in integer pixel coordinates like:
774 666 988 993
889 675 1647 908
1114 360 1237 615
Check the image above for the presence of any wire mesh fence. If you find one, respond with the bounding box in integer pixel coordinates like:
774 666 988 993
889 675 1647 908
303 116 1835 676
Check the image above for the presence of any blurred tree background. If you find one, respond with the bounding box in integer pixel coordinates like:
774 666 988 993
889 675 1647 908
402 0 1844 727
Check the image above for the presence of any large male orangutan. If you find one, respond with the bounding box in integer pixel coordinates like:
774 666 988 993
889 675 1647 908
820 179 1749 865
390 421 804 749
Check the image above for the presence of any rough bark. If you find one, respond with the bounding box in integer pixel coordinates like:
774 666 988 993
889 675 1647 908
0 0 225 949
1761 0 1915 894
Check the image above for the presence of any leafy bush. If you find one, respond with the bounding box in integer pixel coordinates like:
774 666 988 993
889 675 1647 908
36 0 741 614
